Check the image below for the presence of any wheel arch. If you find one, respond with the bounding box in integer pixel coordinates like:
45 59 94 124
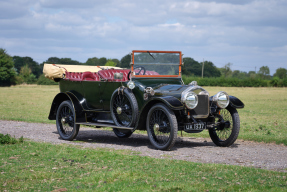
229 95 244 109
48 92 85 122
135 97 182 130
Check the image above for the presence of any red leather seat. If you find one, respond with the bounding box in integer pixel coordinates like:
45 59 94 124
65 72 83 81
82 72 99 81
98 69 130 82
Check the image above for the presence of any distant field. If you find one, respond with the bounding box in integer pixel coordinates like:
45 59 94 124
0 85 286 145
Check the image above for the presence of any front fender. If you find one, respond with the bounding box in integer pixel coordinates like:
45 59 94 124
48 92 86 122
229 96 244 108
134 96 183 130
148 96 184 110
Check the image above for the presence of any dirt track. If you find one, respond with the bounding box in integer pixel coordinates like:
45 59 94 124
1 120 286 172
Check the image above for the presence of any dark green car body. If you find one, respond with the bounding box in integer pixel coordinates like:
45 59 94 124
48 50 244 150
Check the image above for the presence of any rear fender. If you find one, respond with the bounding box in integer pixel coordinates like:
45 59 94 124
48 92 86 122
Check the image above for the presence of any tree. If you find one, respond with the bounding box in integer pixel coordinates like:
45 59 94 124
112 59 120 66
18 65 37 84
105 59 116 67
200 61 221 78
43 57 61 64
85 57 99 66
182 57 201 76
0 48 16 86
232 70 248 79
248 71 256 79
98 57 107 66
258 66 270 79
119 54 131 68
220 63 232 78
43 57 81 65
273 68 287 79
13 56 41 77
60 58 81 65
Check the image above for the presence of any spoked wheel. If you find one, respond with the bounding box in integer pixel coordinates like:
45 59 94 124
209 106 240 147
110 88 138 138
56 100 79 140
146 103 178 150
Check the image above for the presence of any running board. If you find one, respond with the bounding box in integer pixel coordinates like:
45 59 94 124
76 122 134 130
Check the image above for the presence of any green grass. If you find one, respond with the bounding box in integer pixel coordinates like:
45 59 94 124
191 87 287 145
1 141 287 191
0 85 59 123
0 85 287 145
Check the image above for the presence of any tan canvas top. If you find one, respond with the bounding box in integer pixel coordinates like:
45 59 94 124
43 63 124 80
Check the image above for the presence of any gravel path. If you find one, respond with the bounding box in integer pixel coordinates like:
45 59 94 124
1 120 286 172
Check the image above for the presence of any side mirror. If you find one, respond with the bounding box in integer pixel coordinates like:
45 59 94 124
114 72 123 80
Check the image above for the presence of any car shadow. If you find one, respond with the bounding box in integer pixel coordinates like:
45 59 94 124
54 129 240 150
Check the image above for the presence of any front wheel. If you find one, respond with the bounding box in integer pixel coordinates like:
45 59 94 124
209 106 240 147
146 103 178 150
56 100 80 140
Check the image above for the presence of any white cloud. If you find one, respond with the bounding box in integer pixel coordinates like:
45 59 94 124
0 0 286 74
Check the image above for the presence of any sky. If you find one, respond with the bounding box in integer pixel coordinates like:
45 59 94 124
1 0 287 75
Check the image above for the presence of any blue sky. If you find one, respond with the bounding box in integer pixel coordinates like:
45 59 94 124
1 0 286 74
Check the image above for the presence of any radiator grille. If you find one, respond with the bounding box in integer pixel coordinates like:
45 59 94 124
190 95 209 118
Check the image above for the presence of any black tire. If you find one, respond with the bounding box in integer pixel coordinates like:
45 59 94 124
209 106 240 147
56 100 80 140
110 88 138 138
113 128 133 138
146 103 178 150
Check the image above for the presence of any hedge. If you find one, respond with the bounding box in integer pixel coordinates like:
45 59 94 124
182 76 287 87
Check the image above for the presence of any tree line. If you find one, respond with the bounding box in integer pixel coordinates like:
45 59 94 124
1 48 287 86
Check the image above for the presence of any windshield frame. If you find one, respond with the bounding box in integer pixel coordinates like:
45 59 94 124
131 50 182 78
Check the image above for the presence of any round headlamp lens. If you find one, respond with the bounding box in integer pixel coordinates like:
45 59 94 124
185 92 198 109
127 81 135 89
214 91 229 108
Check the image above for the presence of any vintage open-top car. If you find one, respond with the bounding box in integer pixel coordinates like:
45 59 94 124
45 50 244 150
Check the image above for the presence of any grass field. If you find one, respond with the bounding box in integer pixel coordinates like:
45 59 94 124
1 85 287 191
0 85 287 145
1 141 287 191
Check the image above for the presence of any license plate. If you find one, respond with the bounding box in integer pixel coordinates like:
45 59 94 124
184 122 206 130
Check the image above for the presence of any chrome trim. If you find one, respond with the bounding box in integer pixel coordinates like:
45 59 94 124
127 81 135 89
114 72 123 80
182 92 198 109
144 87 155 96
199 90 210 96
189 81 197 86
181 85 208 109
192 97 210 119
181 85 208 96
213 91 230 109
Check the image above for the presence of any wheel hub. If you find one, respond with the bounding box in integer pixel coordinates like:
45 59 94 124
154 123 160 131
61 117 66 124
117 107 122 115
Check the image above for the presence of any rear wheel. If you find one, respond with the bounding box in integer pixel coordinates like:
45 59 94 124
110 88 138 138
146 103 178 150
209 106 240 147
56 100 80 140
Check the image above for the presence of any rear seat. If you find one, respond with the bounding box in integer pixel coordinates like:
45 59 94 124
65 72 100 81
82 72 100 81
98 69 130 82
64 69 158 82
65 72 83 81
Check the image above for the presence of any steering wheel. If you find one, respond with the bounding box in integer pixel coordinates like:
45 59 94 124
127 66 146 80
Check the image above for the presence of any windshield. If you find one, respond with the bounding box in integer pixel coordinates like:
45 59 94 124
132 51 182 77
